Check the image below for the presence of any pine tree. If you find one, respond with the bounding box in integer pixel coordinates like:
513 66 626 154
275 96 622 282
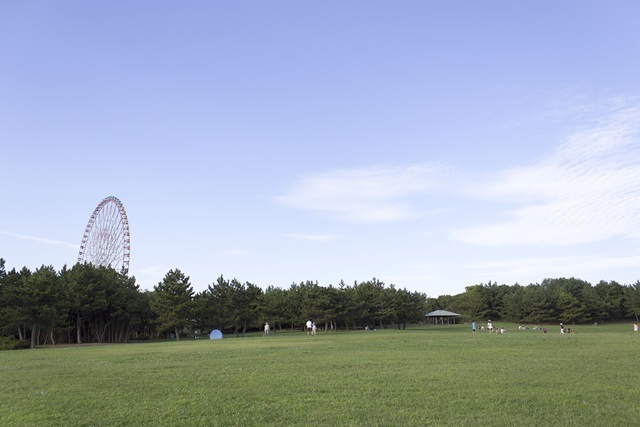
152 269 194 341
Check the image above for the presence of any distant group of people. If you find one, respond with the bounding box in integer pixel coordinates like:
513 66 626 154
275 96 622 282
472 320 581 335
263 319 639 339
470 320 586 335
471 320 505 335
262 320 317 337
306 320 317 336
263 320 321 337
469 320 640 336
559 322 577 334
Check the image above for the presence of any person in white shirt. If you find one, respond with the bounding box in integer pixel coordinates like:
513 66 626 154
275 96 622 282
263 322 270 337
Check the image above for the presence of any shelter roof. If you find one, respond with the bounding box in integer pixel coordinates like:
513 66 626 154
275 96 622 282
425 310 461 317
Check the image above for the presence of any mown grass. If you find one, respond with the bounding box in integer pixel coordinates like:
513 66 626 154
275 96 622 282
1 323 639 426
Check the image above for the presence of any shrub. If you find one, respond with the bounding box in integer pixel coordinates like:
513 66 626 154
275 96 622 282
0 336 30 351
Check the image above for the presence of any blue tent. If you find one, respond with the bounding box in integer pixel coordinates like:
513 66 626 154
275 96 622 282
209 329 223 340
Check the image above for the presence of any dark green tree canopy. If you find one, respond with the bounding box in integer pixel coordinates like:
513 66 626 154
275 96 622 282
152 268 194 341
3 253 639 349
439 277 640 324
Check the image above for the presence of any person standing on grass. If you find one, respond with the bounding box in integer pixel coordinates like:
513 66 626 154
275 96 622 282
472 321 477 335
264 322 270 337
312 322 317 336
634 322 638 333
306 319 312 335
487 319 493 333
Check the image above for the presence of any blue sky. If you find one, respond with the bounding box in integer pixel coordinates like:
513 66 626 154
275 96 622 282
2 1 640 297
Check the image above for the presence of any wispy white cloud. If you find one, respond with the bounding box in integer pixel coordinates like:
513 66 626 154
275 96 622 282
276 104 640 252
285 233 342 242
450 107 640 246
275 163 449 223
1 231 79 250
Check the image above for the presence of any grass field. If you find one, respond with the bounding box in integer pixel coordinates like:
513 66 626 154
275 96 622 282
1 323 638 426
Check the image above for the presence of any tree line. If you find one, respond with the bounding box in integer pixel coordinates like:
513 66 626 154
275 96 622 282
0 258 427 349
428 278 640 324
5 255 638 350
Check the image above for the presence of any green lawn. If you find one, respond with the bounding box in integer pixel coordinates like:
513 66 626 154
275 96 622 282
1 323 638 426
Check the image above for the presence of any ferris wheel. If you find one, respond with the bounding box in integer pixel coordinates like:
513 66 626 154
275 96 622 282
78 196 131 274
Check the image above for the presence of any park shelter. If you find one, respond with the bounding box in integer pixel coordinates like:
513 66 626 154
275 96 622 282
209 329 223 340
425 310 461 325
